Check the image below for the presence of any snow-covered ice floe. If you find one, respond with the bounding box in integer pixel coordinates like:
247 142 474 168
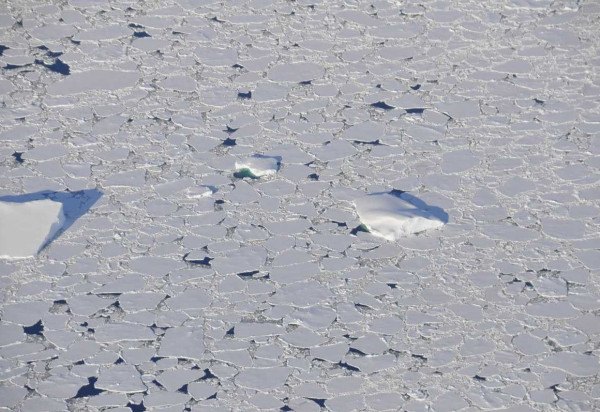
354 192 447 241
0 199 65 259
234 155 281 178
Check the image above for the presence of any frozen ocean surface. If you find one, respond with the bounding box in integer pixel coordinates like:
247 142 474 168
0 0 599 411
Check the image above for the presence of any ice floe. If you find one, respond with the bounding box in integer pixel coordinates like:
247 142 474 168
234 155 280 178
0 199 65 259
267 62 324 82
354 192 447 240
47 70 140 95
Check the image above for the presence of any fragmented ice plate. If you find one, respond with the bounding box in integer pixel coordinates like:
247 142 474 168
354 192 447 241
234 155 281 178
0 199 65 259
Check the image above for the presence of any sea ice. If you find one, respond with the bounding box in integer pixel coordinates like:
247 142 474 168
235 367 291 390
354 192 446 241
46 70 140 95
0 199 65 259
267 62 324 82
1 1 597 410
234 155 280 178
95 365 146 393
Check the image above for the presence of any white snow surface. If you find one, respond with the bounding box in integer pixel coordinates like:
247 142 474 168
0 200 65 259
355 193 446 240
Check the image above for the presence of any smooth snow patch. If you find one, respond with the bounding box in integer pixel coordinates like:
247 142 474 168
0 199 65 259
234 155 280 178
354 192 447 240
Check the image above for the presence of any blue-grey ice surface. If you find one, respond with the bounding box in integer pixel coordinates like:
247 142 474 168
0 0 599 411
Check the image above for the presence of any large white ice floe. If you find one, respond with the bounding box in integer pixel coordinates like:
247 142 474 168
354 192 447 240
234 155 280 178
0 199 65 259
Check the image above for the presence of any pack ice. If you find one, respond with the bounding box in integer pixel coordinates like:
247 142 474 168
0 199 65 258
354 192 446 240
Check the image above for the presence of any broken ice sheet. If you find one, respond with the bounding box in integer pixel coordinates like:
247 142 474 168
234 154 281 178
0 1 597 411
354 191 448 240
